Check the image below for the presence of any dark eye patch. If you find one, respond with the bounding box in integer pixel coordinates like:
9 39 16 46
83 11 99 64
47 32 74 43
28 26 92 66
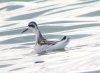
28 24 35 27
28 21 37 28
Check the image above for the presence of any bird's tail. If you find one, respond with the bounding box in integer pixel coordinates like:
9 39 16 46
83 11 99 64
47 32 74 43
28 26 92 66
61 36 66 40
61 36 70 43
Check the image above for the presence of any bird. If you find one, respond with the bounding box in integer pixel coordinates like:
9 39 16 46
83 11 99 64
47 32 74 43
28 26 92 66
22 21 70 55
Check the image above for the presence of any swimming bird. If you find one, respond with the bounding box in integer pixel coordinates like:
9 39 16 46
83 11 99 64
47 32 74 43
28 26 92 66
22 21 70 55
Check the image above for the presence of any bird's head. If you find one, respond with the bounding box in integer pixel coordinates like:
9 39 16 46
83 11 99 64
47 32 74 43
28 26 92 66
28 21 37 28
22 21 38 33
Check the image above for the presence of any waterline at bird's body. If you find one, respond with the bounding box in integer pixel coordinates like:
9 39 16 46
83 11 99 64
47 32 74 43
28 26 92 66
34 37 70 54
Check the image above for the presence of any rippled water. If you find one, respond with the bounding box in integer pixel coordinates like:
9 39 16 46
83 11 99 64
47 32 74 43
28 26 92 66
0 0 100 73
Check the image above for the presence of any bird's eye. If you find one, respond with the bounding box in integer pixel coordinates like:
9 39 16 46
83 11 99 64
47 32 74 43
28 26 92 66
28 24 35 28
28 21 37 28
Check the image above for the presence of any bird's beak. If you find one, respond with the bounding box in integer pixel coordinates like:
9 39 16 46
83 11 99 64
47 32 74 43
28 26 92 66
22 28 28 33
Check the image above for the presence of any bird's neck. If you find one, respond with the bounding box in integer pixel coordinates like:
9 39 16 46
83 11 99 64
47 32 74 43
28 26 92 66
31 27 45 44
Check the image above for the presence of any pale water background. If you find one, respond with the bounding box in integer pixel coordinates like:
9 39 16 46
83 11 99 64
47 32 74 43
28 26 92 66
0 0 100 73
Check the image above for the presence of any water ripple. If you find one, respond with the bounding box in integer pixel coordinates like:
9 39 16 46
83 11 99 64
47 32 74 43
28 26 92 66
79 10 100 17
6 6 66 21
0 5 24 11
0 64 13 68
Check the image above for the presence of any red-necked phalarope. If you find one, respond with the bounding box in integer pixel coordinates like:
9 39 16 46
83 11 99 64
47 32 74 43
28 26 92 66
22 21 70 55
